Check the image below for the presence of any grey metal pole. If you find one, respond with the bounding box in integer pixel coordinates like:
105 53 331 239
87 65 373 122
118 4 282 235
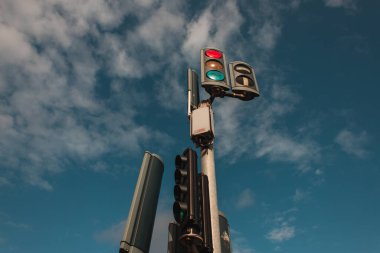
201 145 221 253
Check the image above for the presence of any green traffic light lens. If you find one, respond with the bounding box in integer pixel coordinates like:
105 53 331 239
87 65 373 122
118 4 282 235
173 202 187 223
180 211 185 221
206 70 224 81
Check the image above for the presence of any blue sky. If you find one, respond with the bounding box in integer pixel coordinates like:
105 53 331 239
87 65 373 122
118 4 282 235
0 0 379 253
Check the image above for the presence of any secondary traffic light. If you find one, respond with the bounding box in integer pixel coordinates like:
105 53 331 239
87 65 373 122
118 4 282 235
201 48 230 97
173 148 199 227
229 61 260 101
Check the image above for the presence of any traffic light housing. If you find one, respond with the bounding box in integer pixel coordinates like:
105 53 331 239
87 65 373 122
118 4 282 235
201 48 230 97
229 61 260 101
173 148 200 227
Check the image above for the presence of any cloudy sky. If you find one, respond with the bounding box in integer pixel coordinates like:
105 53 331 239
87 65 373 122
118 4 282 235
0 0 379 252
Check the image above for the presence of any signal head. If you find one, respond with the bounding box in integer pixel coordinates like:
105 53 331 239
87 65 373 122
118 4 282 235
201 48 230 97
229 61 260 101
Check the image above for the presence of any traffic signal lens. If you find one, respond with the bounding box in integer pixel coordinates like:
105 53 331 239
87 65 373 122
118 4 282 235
173 202 187 223
175 155 187 169
174 184 187 200
206 70 225 81
236 76 254 87
174 185 180 200
205 49 222 59
175 169 187 184
234 64 252 74
205 60 223 70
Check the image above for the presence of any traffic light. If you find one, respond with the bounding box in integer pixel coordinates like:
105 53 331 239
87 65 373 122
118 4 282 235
229 61 260 101
173 148 199 227
201 48 230 97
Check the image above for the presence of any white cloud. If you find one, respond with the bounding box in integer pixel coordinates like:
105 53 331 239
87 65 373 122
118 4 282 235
255 22 282 50
136 5 185 54
0 177 11 187
335 129 369 158
315 169 323 176
266 225 295 242
230 229 255 253
150 210 173 253
215 84 320 171
182 0 244 63
292 188 309 202
324 0 356 9
95 220 125 245
0 0 317 189
182 10 213 62
155 62 186 110
246 0 295 53
265 208 298 243
95 209 172 253
0 0 175 189
0 213 30 231
237 188 255 209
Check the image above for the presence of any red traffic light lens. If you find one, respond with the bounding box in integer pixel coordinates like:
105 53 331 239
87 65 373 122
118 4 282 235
205 49 222 59
205 60 223 70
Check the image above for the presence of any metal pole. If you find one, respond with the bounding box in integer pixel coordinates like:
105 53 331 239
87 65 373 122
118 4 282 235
201 145 221 253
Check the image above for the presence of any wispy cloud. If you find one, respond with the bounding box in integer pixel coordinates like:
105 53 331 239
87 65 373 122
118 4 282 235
95 210 172 253
0 0 323 189
292 188 309 202
95 220 125 245
0 0 178 189
266 225 295 243
0 177 11 187
150 210 173 253
230 229 255 253
215 84 320 172
0 212 30 232
218 0 320 168
244 0 302 55
182 0 244 63
323 0 357 10
237 188 255 209
1 0 296 190
265 208 298 243
335 129 369 158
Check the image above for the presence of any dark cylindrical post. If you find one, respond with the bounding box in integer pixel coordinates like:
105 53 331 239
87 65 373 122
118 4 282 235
120 152 164 253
